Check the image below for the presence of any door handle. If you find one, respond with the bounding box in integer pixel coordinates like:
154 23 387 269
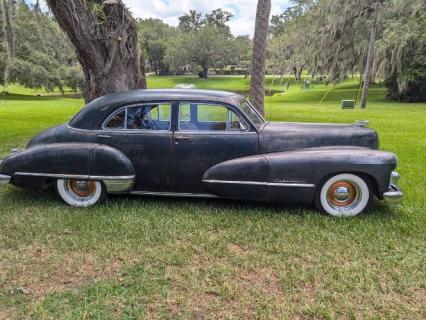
174 135 190 144
97 134 111 139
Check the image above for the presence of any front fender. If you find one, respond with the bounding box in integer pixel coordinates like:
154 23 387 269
1 143 135 192
203 147 397 203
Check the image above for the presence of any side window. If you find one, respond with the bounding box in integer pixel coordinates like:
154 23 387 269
104 103 171 130
104 109 126 129
179 103 248 132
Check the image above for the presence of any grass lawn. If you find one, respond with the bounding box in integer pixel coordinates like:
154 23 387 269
0 76 425 319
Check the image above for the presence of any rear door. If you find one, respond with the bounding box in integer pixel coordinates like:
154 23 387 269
172 102 258 193
99 102 173 191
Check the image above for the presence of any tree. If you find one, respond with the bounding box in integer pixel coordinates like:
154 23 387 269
167 9 235 78
375 0 425 102
168 24 233 78
46 0 146 103
178 10 203 32
361 0 381 108
138 18 176 75
1 0 14 88
205 8 233 34
249 0 271 116
0 1 83 92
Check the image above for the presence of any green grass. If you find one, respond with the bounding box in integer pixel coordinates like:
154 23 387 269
0 76 425 319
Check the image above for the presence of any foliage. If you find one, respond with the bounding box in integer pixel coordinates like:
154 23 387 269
0 1 82 92
268 0 426 101
165 9 251 78
137 18 176 75
375 0 426 101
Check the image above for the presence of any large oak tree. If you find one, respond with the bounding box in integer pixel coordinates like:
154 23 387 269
46 0 146 102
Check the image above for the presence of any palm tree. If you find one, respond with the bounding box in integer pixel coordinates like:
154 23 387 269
361 0 382 109
249 0 271 116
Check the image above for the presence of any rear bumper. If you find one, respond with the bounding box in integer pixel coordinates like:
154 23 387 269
0 159 10 186
383 172 404 204
0 174 10 186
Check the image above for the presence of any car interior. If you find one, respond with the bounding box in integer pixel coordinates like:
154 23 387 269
104 103 247 131
179 103 246 131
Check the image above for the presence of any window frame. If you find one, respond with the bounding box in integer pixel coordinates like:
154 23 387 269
177 102 251 133
101 102 173 132
239 100 266 130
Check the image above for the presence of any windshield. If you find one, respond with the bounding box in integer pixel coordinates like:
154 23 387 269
240 100 266 129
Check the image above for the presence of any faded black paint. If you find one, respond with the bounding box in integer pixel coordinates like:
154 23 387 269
0 89 399 206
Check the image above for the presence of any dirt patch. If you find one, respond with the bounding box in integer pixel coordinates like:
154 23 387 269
228 244 249 256
1 245 131 300
239 268 283 298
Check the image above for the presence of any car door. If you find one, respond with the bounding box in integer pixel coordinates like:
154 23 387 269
99 102 173 191
172 101 259 193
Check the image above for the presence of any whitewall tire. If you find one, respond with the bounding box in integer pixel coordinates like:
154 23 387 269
55 179 106 207
315 173 373 217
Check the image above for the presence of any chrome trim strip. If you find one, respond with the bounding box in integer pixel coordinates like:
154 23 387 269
202 179 315 188
0 174 11 186
14 172 135 180
104 179 134 193
14 172 135 193
131 191 220 199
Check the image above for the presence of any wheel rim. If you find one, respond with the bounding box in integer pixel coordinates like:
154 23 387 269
66 179 97 200
326 180 361 211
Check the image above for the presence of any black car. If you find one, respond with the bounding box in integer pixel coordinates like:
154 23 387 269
0 89 403 217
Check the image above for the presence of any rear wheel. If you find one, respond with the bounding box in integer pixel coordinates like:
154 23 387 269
315 173 373 217
55 179 107 207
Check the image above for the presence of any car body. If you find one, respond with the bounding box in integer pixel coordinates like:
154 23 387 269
0 89 403 216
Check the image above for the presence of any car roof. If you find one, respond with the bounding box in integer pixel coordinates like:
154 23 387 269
69 89 246 130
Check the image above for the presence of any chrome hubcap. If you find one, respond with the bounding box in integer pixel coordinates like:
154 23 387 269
333 186 352 201
67 180 96 198
327 181 360 210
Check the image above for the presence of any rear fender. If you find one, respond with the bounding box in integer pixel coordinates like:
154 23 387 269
0 143 135 193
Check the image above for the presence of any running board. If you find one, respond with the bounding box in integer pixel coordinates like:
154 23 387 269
130 191 220 199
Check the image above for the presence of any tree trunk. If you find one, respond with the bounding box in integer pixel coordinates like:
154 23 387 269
361 1 381 109
46 0 146 103
249 0 271 116
202 65 209 78
296 66 303 81
1 0 15 88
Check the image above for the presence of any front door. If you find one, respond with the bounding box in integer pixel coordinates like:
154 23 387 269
172 102 258 193
99 102 173 191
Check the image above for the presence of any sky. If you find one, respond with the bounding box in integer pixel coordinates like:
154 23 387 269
124 0 290 36
30 0 290 37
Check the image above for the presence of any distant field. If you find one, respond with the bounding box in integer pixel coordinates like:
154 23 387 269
0 77 425 319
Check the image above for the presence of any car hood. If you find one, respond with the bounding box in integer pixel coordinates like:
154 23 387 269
259 122 379 153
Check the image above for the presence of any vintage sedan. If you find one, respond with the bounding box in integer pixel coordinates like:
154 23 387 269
0 89 403 216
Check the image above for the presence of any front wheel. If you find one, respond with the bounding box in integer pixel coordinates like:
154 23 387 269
315 173 373 217
55 179 107 207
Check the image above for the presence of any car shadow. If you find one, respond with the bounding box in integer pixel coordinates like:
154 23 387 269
0 187 404 220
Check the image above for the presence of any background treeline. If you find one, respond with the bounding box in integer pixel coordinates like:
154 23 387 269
0 0 424 101
268 0 425 102
0 0 83 93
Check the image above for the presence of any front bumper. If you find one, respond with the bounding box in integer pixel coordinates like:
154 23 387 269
383 172 404 204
